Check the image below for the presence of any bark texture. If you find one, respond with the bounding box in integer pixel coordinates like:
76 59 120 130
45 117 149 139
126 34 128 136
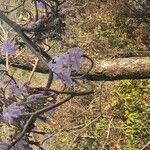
1 54 150 81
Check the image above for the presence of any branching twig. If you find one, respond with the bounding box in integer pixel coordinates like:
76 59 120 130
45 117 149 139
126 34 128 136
2 0 26 13
0 10 51 64
28 58 39 82
9 114 35 148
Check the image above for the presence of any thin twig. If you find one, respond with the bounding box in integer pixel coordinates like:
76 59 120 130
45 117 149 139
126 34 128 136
9 95 73 148
28 58 39 82
141 141 150 150
101 117 113 150
2 0 26 13
68 114 103 148
9 114 35 148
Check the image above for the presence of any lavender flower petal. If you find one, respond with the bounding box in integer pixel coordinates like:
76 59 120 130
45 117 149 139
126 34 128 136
20 81 30 96
27 94 45 102
2 102 24 124
0 40 16 55
48 47 83 86
67 47 83 72
36 1 44 9
7 80 22 97
0 142 10 150
15 138 28 150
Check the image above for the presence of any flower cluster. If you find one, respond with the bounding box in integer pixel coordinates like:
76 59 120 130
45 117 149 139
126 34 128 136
36 1 44 9
0 81 28 124
0 142 10 150
2 102 24 124
0 138 28 150
0 78 56 148
6 80 22 97
4 80 30 98
48 47 83 86
0 39 16 55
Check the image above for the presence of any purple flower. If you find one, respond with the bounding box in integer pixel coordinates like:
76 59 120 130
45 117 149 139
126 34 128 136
36 1 44 9
0 39 16 55
49 55 72 86
15 138 28 150
35 117 43 123
27 94 45 102
48 47 83 86
0 139 28 150
67 47 83 72
57 67 72 85
0 142 10 150
48 56 63 73
2 102 24 124
7 80 22 97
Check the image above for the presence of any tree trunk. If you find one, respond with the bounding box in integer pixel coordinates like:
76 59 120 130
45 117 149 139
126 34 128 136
1 54 150 81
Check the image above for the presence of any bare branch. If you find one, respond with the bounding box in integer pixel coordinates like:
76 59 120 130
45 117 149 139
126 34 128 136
2 55 150 81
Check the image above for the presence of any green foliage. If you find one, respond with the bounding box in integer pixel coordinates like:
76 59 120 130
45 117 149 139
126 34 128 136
113 80 150 149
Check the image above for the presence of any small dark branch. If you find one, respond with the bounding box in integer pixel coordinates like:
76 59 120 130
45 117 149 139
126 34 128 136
2 0 26 13
40 134 55 146
31 130 46 135
9 114 35 148
21 19 65 33
21 89 92 117
19 32 51 63
33 94 73 116
10 95 72 148
39 0 53 9
0 70 16 83
73 54 94 79
46 70 53 89
0 10 51 64
34 0 39 21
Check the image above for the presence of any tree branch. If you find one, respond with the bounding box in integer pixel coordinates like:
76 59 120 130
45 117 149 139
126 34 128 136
1 54 150 81
0 10 53 87
0 10 51 64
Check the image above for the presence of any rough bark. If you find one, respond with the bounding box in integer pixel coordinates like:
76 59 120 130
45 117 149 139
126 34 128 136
0 54 47 72
1 54 150 81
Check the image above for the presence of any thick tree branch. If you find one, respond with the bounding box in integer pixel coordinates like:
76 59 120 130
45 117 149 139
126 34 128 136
89 57 150 81
0 10 51 64
1 54 150 81
0 10 53 86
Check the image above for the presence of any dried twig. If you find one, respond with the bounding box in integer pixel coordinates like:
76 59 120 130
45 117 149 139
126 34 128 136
28 58 39 82
2 0 26 13
101 117 113 150
141 141 150 150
